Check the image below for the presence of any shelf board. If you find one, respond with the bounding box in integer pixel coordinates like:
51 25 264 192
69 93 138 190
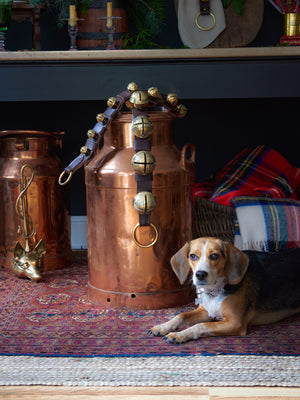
1 47 300 62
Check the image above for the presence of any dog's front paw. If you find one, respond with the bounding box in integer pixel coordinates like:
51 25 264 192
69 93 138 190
163 332 188 344
148 316 183 337
147 324 169 337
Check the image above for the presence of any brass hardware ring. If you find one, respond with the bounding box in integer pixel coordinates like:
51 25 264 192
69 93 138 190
132 223 158 248
195 12 216 31
58 170 73 186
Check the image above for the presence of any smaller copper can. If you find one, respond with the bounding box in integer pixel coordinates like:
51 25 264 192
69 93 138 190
0 130 72 272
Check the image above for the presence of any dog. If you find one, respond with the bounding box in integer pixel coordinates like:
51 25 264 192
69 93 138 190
148 237 300 344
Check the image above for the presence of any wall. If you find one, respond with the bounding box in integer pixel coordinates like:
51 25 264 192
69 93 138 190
1 97 299 216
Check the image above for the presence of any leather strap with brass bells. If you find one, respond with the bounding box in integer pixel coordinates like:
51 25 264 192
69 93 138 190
130 92 157 248
195 0 216 31
58 90 132 185
59 82 187 248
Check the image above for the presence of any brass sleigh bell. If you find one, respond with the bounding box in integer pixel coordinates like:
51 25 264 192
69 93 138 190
129 91 149 109
131 116 153 139
133 191 157 214
166 93 178 106
132 151 156 175
107 97 117 108
176 104 188 118
148 87 160 99
127 82 139 92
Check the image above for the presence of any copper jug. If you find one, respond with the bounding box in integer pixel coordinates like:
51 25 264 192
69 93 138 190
86 112 196 309
0 130 72 273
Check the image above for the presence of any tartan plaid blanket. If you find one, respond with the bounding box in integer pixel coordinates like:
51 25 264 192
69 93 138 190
194 145 298 206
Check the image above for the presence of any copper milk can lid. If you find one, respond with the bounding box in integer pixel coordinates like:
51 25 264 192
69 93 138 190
0 130 65 139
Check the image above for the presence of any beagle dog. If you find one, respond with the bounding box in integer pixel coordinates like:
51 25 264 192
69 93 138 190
148 237 300 344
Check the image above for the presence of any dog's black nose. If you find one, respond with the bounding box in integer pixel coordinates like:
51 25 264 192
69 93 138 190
196 270 208 281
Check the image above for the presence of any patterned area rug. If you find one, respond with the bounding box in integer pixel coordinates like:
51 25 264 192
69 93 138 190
0 263 299 387
0 263 299 357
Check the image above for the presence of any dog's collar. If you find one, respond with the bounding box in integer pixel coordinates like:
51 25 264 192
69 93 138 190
195 284 225 305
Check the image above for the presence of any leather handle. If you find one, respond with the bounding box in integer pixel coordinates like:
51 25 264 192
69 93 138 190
199 0 211 15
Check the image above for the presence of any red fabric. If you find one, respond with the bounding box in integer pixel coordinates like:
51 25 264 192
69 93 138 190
280 35 300 45
193 181 215 200
193 146 298 207
294 167 300 198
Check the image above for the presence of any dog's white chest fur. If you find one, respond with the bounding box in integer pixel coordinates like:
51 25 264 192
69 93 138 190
197 293 225 320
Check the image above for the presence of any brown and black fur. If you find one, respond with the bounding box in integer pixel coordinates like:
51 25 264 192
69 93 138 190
148 238 300 344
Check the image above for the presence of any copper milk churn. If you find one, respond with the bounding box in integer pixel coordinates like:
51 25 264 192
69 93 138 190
0 130 72 272
86 112 195 309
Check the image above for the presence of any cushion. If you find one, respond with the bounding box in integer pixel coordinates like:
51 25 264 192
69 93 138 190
232 196 300 252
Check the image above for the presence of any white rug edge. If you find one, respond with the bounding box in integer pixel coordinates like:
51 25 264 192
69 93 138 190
0 355 299 387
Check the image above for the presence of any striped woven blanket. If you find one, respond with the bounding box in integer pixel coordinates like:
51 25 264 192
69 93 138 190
232 196 300 252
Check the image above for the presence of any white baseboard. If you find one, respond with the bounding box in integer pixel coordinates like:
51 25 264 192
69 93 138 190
71 216 87 249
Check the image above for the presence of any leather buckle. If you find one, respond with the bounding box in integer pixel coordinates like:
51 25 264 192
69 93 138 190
196 0 216 31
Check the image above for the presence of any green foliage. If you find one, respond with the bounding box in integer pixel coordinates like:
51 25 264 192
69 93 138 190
121 30 160 50
222 0 246 15
29 0 90 21
121 0 165 49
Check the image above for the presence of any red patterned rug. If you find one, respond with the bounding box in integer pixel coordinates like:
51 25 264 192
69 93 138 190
0 264 299 357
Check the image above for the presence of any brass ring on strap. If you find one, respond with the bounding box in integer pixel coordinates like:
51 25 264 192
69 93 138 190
132 223 158 248
195 12 216 31
58 170 73 186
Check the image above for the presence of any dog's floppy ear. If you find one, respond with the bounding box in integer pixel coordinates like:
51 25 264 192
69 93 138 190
170 242 191 285
223 242 249 285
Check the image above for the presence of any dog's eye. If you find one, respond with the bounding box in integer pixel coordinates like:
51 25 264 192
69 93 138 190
189 253 198 261
209 253 219 261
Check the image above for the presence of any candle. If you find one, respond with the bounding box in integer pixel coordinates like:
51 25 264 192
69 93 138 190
69 5 77 27
107 1 113 28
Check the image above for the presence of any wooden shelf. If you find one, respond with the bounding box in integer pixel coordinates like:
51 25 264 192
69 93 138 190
1 47 300 101
1 47 300 61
